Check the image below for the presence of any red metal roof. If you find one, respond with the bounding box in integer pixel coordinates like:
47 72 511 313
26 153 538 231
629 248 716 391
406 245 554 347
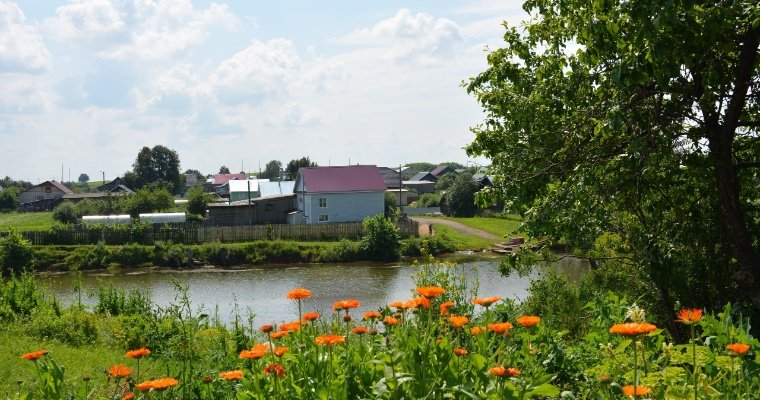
213 173 246 185
299 165 386 192
45 180 73 194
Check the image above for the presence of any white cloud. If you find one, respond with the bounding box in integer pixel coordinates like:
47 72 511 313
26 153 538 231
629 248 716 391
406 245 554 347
0 74 57 112
49 0 125 43
0 1 51 73
338 9 463 64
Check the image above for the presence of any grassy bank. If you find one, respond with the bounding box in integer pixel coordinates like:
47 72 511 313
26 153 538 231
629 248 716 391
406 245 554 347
0 211 55 231
440 215 522 238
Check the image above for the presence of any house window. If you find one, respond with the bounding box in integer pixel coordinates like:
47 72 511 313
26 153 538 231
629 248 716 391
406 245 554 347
319 197 327 208
44 186 52 193
318 215 329 222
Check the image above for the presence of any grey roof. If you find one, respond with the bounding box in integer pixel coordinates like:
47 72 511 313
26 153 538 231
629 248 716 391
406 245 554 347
411 172 437 182
259 181 295 197
377 167 402 188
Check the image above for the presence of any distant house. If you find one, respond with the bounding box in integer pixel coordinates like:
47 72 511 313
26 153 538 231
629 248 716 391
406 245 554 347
97 177 130 192
402 180 437 195
473 173 496 187
410 172 437 182
399 166 417 180
18 180 73 210
204 173 246 192
217 179 270 202
387 188 417 206
430 165 456 178
292 165 386 224
377 167 402 189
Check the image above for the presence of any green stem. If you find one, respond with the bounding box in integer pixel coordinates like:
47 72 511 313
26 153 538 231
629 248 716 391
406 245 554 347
633 338 639 400
691 324 698 400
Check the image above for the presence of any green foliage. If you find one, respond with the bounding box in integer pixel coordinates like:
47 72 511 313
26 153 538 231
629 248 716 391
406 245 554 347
186 186 213 217
94 283 152 316
404 162 435 174
259 160 283 180
415 192 441 208
443 174 481 217
285 156 317 180
29 309 99 346
401 236 455 256
0 229 33 275
466 0 760 318
218 165 230 174
435 173 458 192
124 188 174 218
360 215 401 261
51 202 77 224
130 145 182 193
384 191 399 217
0 273 41 320
77 173 89 183
0 187 19 211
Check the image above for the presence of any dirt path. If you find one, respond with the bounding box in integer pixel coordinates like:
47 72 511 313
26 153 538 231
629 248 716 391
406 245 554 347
411 217 501 241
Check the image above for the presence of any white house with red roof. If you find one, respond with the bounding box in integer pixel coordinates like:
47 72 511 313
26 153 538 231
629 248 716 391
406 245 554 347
292 165 386 224
18 180 73 209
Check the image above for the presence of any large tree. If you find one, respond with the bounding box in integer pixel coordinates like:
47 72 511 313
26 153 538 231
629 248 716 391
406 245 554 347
131 145 181 193
286 157 317 180
259 160 283 181
467 0 760 320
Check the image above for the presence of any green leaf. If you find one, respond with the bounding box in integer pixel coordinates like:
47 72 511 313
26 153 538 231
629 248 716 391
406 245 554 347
528 383 561 397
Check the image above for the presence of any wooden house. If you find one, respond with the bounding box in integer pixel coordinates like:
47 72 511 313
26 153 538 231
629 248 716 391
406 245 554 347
18 180 72 210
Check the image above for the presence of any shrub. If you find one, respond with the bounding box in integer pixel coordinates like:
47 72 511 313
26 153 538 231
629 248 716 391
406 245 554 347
443 174 481 217
52 202 78 224
0 187 19 211
361 215 400 261
416 192 442 208
187 186 213 217
0 229 33 275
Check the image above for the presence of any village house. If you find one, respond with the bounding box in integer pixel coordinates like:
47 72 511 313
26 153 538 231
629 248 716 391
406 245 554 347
290 165 386 224
18 180 73 210
430 165 456 179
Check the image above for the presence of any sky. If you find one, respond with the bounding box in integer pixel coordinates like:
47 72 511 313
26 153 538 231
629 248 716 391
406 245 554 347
0 0 527 183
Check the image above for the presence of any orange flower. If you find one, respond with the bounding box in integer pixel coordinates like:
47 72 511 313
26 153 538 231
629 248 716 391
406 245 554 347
333 299 360 311
622 385 652 397
472 296 501 307
676 308 703 325
415 286 446 298
263 364 285 377
352 326 369 335
122 393 135 400
516 316 541 328
239 344 268 359
383 316 400 326
219 370 243 381
453 348 468 356
471 326 484 335
489 366 521 377
125 347 151 359
406 296 430 309
363 311 382 320
274 347 289 357
135 381 153 391
287 288 312 300
21 349 47 361
107 365 132 379
280 321 301 332
439 301 455 315
488 322 513 334
388 301 408 310
302 311 320 322
449 315 469 329
260 324 274 333
149 377 178 391
726 343 750 356
269 331 289 339
609 323 658 337
315 334 346 346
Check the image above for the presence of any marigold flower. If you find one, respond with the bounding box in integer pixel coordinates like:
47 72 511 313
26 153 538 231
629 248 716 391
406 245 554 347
488 321 513 334
453 348 468 356
516 316 541 328
126 347 151 359
333 299 360 311
622 385 652 397
352 326 369 335
406 296 430 309
343 314 352 322
383 316 400 326
107 365 132 379
260 324 274 333
149 377 178 391
122 393 135 400
219 370 244 381
279 321 301 332
471 326 484 335
135 381 153 391
609 323 658 337
302 312 320 322
727 343 750 356
363 311 382 320
439 301 455 315
676 308 703 325
21 349 47 361
415 286 446 298
239 344 268 359
489 366 520 377
287 288 312 300
274 347 289 357
472 296 501 307
388 300 407 310
263 364 285 377
315 334 346 346
449 315 469 329
269 331 289 339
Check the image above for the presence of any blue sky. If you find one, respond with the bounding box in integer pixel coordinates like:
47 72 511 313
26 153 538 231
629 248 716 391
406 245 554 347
0 0 526 183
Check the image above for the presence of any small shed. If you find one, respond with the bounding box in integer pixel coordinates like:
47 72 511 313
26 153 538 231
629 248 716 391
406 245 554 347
205 194 296 226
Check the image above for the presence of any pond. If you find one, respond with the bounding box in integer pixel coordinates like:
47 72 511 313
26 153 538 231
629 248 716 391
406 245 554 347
39 255 589 327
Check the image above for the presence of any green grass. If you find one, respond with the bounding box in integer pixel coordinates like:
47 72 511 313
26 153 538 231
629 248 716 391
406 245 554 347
439 215 522 237
431 224 493 250
0 211 55 231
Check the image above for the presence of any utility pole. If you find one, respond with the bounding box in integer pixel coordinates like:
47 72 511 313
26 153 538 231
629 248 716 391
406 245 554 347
398 164 403 217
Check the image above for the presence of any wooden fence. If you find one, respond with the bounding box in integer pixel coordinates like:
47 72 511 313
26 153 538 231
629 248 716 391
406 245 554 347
2 220 419 246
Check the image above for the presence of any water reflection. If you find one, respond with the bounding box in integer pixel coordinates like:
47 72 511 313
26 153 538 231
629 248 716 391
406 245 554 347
40 256 588 327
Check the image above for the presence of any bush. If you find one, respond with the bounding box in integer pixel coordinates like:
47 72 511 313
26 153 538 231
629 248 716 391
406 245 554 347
52 202 77 224
0 229 33 275
187 187 213 217
0 187 19 211
416 192 442 208
361 215 401 261
443 174 481 217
